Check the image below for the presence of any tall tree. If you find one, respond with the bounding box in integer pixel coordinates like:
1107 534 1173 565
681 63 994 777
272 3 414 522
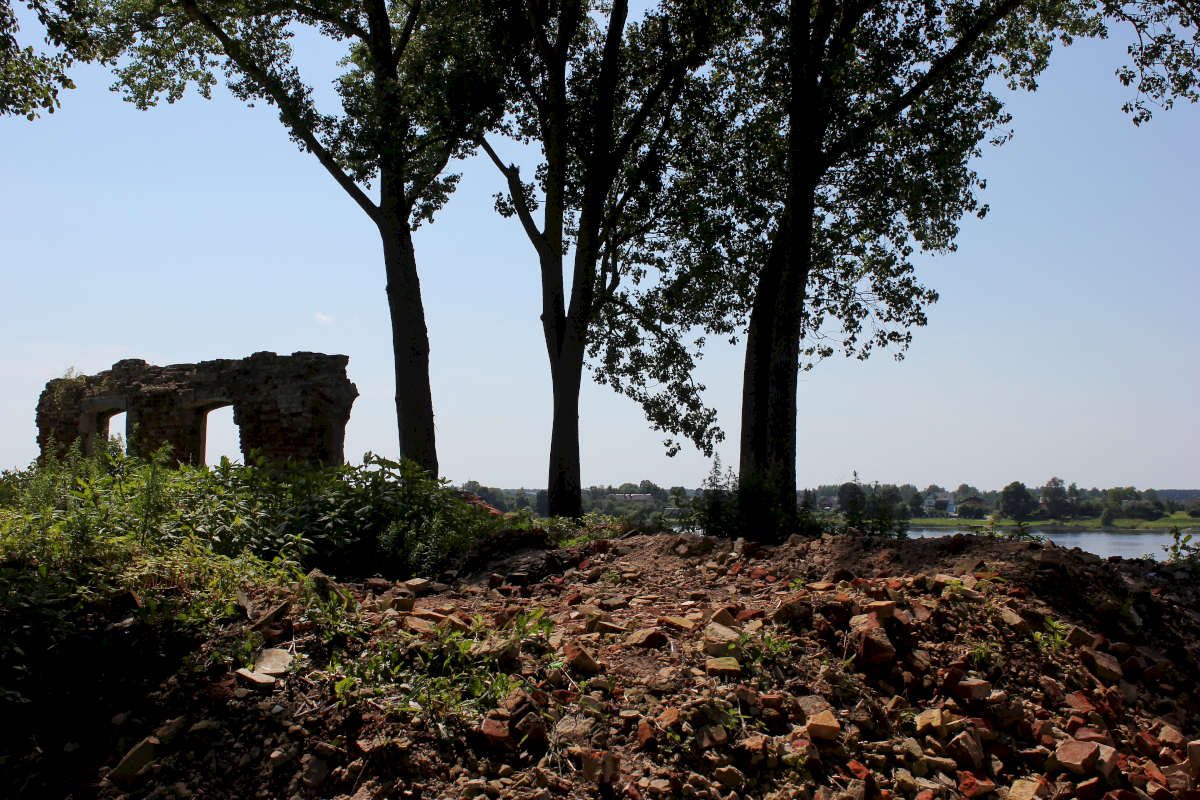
479 0 728 516
1000 480 1037 521
1042 476 1070 518
601 0 1197 539
93 0 508 472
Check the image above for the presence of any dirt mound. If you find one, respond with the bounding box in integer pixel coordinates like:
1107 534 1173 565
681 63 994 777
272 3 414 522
18 530 1200 800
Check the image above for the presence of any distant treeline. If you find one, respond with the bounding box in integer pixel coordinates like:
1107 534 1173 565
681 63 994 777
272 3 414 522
459 477 1199 524
802 480 1199 522
460 480 693 518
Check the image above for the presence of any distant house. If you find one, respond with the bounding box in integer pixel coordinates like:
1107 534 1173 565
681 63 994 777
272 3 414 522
607 493 655 504
923 492 957 514
958 496 987 508
817 496 839 511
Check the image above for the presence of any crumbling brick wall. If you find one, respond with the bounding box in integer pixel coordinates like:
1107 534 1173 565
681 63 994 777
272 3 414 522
36 352 358 466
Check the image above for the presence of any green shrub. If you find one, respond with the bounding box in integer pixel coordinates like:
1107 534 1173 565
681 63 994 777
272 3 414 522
0 442 502 580
1122 500 1165 520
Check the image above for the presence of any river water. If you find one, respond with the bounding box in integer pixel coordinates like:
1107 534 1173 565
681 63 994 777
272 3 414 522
907 527 1199 561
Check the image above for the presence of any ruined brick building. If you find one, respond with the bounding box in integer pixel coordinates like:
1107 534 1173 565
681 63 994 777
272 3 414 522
36 352 358 466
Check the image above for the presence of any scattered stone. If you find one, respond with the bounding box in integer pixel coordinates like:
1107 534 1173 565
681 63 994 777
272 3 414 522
1009 779 1042 800
705 657 742 678
481 717 514 748
1056 740 1101 775
254 648 293 676
187 719 221 738
948 730 985 770
627 628 667 648
703 622 741 657
857 625 897 664
1001 608 1031 634
915 707 946 737
958 771 996 797
111 736 158 781
955 678 993 701
714 765 746 789
561 641 600 674
153 717 188 746
696 724 729 749
235 667 275 690
555 715 593 744
1079 647 1123 682
807 709 842 741
403 578 432 594
1066 626 1098 648
301 755 328 788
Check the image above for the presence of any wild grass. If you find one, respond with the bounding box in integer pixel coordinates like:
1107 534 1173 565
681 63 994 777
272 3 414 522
0 438 517 704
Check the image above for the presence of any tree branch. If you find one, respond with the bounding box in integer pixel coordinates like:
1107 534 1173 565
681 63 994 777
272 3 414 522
824 0 1026 166
478 136 550 263
599 78 681 251
278 1 368 41
179 0 380 224
612 63 684 171
820 0 878 80
393 0 422 64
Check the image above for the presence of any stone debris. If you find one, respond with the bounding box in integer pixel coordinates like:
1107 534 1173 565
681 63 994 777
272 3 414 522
254 648 293 676
30 528 1200 800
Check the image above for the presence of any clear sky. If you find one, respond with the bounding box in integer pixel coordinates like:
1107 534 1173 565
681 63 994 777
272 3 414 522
1 21 1196 492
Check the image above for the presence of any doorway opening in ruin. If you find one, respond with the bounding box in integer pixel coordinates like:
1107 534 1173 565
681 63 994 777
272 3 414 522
203 405 241 466
103 411 127 450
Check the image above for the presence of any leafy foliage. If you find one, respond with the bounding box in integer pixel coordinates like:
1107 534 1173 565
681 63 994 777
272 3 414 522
1000 481 1037 521
1160 526 1200 566
1 0 105 118
1 440 504 579
680 455 839 542
0 440 510 703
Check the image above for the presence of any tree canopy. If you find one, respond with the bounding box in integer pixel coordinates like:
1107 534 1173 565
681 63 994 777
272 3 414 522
1 0 100 118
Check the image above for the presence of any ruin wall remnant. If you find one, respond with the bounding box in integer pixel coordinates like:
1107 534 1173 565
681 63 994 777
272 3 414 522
36 352 358 466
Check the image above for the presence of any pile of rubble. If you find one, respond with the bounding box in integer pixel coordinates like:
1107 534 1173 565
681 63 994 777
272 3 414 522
80 531 1200 800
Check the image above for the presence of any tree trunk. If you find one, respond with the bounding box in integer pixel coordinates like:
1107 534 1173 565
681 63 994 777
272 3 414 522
546 347 584 518
736 204 813 539
379 177 438 475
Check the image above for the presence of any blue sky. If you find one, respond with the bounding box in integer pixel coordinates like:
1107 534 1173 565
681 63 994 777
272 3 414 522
1 21 1196 492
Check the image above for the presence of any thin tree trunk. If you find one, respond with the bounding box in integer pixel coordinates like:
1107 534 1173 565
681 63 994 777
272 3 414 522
379 176 438 475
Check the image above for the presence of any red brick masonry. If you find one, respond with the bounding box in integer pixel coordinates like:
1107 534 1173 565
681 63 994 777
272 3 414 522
36 352 358 466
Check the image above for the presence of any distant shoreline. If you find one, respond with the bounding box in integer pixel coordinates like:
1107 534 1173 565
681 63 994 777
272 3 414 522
908 516 1197 533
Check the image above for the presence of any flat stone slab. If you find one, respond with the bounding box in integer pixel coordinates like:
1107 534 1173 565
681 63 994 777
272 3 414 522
705 657 742 678
255 648 293 676
236 667 276 689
